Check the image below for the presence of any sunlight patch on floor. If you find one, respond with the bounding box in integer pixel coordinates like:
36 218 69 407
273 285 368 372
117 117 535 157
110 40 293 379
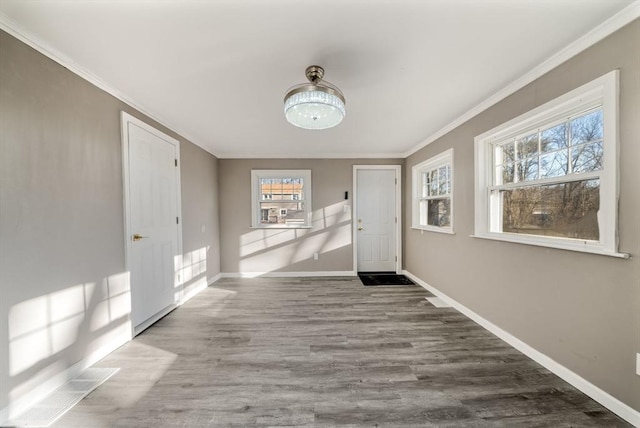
426 296 451 308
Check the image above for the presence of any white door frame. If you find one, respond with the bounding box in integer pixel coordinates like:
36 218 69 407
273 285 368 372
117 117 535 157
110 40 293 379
121 111 183 335
352 165 402 274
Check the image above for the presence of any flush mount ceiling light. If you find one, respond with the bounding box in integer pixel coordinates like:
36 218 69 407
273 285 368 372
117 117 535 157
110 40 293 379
284 65 346 130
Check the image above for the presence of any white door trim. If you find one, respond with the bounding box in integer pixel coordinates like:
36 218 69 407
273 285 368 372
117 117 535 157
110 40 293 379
352 165 402 274
120 111 183 336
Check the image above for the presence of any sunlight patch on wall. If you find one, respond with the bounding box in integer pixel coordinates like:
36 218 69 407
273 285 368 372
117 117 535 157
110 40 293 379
240 229 308 258
311 201 351 229
174 246 210 303
7 272 131 403
238 223 351 273
49 284 86 355
240 202 351 259
175 246 209 287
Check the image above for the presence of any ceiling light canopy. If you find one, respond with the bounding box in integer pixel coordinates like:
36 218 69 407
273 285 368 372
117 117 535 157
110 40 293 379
284 66 346 130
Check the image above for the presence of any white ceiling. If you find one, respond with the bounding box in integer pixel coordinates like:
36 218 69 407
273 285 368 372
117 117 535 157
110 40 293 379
0 0 636 158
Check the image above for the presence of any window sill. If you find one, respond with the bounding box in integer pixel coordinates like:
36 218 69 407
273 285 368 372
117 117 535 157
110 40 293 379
251 225 313 230
470 233 629 259
411 226 455 235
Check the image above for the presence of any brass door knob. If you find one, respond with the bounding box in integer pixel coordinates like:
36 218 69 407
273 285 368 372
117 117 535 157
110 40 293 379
132 234 148 241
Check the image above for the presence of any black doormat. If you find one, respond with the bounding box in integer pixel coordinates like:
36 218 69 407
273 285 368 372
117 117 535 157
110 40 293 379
358 272 415 286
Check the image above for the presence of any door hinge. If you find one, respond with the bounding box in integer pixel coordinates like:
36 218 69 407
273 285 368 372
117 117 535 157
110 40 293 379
175 159 178 167
395 178 397 185
395 256 398 262
395 216 397 223
176 217 179 224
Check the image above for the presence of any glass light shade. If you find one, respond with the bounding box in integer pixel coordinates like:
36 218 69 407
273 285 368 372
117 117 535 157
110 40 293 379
284 87 346 130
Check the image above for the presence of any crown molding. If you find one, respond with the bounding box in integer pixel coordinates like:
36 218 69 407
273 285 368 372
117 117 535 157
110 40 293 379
403 1 640 158
0 13 220 158
216 152 405 159
2 1 637 162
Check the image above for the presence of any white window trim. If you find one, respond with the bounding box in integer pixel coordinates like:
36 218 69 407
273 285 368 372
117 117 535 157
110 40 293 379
473 70 628 258
412 148 454 234
251 169 312 229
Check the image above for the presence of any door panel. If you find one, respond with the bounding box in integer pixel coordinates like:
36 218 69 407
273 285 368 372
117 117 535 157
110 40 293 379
127 121 180 329
379 235 390 262
356 169 397 272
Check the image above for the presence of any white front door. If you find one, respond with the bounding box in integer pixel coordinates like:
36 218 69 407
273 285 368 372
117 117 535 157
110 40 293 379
122 113 181 333
355 167 400 272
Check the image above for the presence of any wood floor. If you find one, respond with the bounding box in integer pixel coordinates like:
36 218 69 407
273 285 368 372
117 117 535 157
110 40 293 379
53 277 630 427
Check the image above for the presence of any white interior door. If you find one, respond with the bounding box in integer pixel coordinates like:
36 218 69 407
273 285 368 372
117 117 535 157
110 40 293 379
122 113 181 332
356 168 399 272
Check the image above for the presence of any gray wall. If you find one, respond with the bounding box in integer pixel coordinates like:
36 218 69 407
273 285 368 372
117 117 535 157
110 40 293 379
180 142 221 296
219 159 401 274
0 30 221 412
403 21 640 410
1 16 638 418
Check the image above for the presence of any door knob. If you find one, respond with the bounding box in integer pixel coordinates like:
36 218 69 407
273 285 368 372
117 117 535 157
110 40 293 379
358 226 365 231
132 234 148 241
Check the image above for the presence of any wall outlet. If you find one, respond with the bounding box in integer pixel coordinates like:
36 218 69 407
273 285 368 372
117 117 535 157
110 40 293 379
636 353 640 376
313 252 319 260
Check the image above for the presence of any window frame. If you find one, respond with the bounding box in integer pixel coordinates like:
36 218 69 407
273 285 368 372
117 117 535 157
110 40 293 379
251 169 312 229
412 148 455 234
473 70 627 258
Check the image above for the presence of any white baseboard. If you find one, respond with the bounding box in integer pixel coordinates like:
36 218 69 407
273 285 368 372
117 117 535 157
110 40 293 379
179 272 222 305
0 328 131 425
403 270 640 427
221 271 356 279
180 283 208 305
208 272 222 284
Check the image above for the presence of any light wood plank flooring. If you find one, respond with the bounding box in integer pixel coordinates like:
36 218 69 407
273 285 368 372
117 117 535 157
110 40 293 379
52 277 630 427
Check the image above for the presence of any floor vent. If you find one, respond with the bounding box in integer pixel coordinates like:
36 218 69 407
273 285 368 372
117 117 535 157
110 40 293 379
426 296 452 308
7 367 118 427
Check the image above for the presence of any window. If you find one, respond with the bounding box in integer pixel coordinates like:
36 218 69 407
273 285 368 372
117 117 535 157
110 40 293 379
251 170 312 228
412 148 454 233
474 70 626 257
